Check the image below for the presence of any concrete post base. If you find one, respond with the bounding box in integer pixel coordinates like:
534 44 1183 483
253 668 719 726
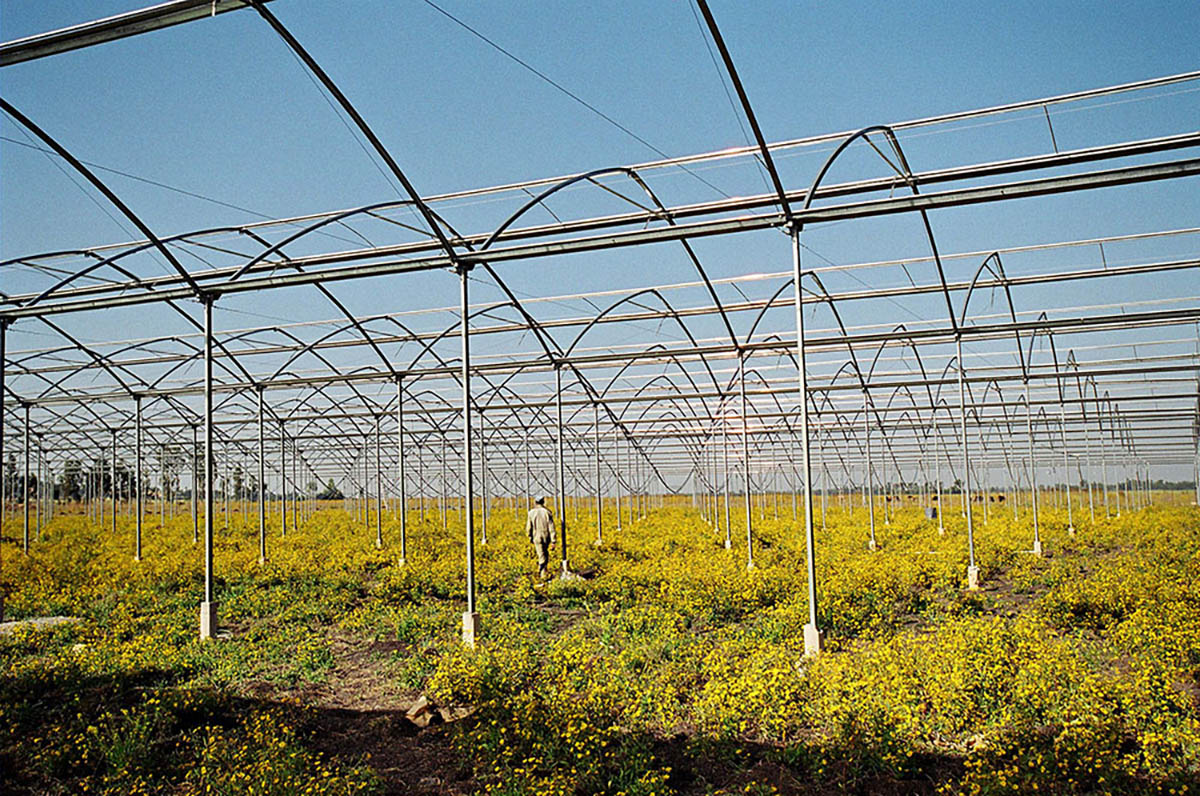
724 539 731 550
1032 538 1043 557
867 538 877 551
967 565 981 590
1067 525 1076 537
398 557 407 567
375 539 382 550
746 559 755 570
937 527 945 536
803 623 824 657
461 611 480 648
199 601 219 640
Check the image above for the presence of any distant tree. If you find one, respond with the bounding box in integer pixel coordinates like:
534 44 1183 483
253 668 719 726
58 460 83 502
316 480 344 500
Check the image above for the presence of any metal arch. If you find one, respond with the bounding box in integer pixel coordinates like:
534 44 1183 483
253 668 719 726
0 97 204 298
275 372 380 435
563 287 721 395
402 298 532 387
866 324 936 415
32 317 143 399
477 166 740 349
802 270 869 392
1024 311 1065 400
742 278 796 346
147 328 265 391
15 255 147 305
226 201 416 283
262 327 388 418
960 251 1028 379
692 0 792 221
246 0 464 270
19 226 256 309
796 124 959 335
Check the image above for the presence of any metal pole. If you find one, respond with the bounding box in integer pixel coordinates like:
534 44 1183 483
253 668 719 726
189 425 197 542
459 264 479 646
721 407 731 549
0 322 5 534
1061 402 1074 534
957 336 978 588
792 228 821 655
864 392 876 551
200 296 217 639
257 388 266 563
1026 382 1041 555
739 352 754 568
279 422 287 536
375 413 383 549
479 410 488 545
23 404 30 554
614 427 623 531
594 402 602 544
133 395 143 560
110 428 117 537
555 365 569 574
397 377 407 565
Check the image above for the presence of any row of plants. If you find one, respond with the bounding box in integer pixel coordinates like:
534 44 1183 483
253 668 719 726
2 495 1198 793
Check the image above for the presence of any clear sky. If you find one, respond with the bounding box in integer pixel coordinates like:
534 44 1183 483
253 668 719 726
2 1 1198 483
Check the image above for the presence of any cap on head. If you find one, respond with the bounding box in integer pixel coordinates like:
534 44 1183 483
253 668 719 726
535 496 546 505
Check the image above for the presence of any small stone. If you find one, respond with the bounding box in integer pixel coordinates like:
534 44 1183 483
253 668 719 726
437 705 475 723
405 695 437 728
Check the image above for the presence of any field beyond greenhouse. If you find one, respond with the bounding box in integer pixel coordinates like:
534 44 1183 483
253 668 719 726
3 498 1199 795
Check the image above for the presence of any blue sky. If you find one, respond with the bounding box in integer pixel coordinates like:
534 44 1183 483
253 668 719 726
2 1 1198 482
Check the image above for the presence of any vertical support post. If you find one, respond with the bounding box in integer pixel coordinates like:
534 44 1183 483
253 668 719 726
110 428 117 537
1026 382 1041 556
375 413 383 549
191 426 199 542
200 296 218 640
1061 403 1074 535
739 352 754 568
614 427 623 531
864 392 876 551
721 408 731 549
594 402 602 545
291 441 298 531
791 227 822 655
24 403 31 554
479 409 488 545
458 264 479 647
555 365 569 574
396 377 407 564
957 336 978 589
279 423 287 536
257 387 266 563
0 322 6 536
133 395 142 561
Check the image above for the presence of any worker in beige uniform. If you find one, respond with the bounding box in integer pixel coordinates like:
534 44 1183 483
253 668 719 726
525 496 555 578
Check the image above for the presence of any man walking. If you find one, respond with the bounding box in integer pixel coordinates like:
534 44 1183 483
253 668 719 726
525 496 555 578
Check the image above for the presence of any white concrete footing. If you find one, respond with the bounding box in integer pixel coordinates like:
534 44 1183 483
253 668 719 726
867 538 878 551
461 611 480 647
1067 525 1076 537
967 565 980 591
1032 539 1043 557
724 539 731 550
199 601 219 640
398 557 407 567
803 623 824 657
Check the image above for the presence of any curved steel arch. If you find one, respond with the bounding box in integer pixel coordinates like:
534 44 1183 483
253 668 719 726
795 123 958 335
0 97 202 298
